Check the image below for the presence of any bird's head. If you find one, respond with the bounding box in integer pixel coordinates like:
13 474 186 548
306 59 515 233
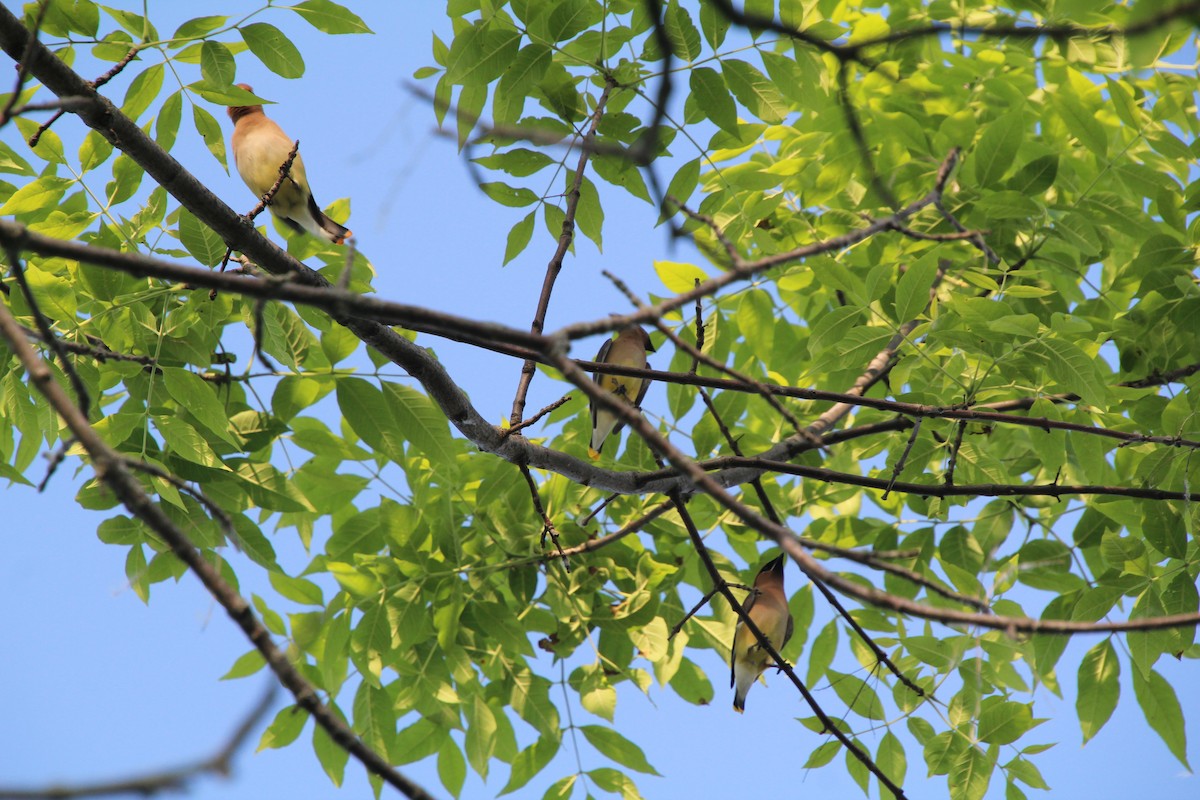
619 325 656 353
227 83 263 122
755 554 786 586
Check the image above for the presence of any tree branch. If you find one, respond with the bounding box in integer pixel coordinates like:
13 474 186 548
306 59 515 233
0 684 277 800
509 78 615 428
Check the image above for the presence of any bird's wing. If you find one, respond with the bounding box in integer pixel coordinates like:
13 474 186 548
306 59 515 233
590 337 614 430
632 367 651 409
592 338 612 383
729 588 761 687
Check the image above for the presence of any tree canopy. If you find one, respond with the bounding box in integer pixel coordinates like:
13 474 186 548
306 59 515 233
0 1 1199 799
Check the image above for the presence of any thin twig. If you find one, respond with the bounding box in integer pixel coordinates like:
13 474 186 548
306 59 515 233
503 393 572 439
519 462 568 569
883 418 922 500
508 79 615 430
28 44 140 147
943 420 968 486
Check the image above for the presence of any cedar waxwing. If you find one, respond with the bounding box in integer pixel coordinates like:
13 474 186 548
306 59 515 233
227 83 351 244
588 326 655 459
731 554 793 713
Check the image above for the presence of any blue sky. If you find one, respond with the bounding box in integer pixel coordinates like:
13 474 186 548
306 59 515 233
1 3 1197 799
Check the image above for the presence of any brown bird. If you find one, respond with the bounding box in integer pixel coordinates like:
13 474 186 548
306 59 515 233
227 83 351 244
731 554 793 713
588 326 655 459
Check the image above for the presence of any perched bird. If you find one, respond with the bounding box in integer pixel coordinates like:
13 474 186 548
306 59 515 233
731 554 793 713
227 83 351 244
588 326 655 459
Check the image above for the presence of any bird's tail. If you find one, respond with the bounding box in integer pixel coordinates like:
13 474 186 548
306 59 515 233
732 662 756 713
306 193 352 244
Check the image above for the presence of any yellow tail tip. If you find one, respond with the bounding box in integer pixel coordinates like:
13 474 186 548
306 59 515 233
732 704 744 714
333 229 352 245
588 448 601 460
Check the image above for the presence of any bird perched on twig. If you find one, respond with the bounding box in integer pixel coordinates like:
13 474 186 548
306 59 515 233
227 83 352 244
731 554 793 713
588 326 655 459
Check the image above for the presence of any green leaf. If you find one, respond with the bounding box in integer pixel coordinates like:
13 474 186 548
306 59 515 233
464 694 497 778
337 378 405 462
876 731 907 788
120 64 164 121
313 721 350 786
325 506 387 561
259 705 309 750
973 111 1024 188
438 738 467 798
663 0 701 60
200 40 235 85
161 367 238 445
804 740 841 769
699 0 730 48
530 0 600 43
574 173 603 250
1133 668 1190 768
230 515 277 568
664 157 700 209
737 289 774 362
0 176 71 215
444 21 522 86
1076 638 1119 742
156 90 182 151
690 66 738 134
171 15 229 41
1025 338 1107 408
499 736 559 795
353 681 395 760
382 383 460 479
221 649 265 680
828 671 885 720
1055 93 1107 158
895 255 939 322
1005 756 1049 790
192 104 227 168
240 22 306 79
722 58 789 123
188 81 262 106
0 138 35 175
269 570 324 606
156 415 226 469
493 45 551 122
177 208 227 267
288 0 373 34
472 148 556 178
654 260 707 293
977 698 1033 745
480 181 539 207
950 746 994 800
579 725 660 775
504 210 536 265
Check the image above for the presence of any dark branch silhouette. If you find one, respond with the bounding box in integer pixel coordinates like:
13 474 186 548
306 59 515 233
0 684 277 800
